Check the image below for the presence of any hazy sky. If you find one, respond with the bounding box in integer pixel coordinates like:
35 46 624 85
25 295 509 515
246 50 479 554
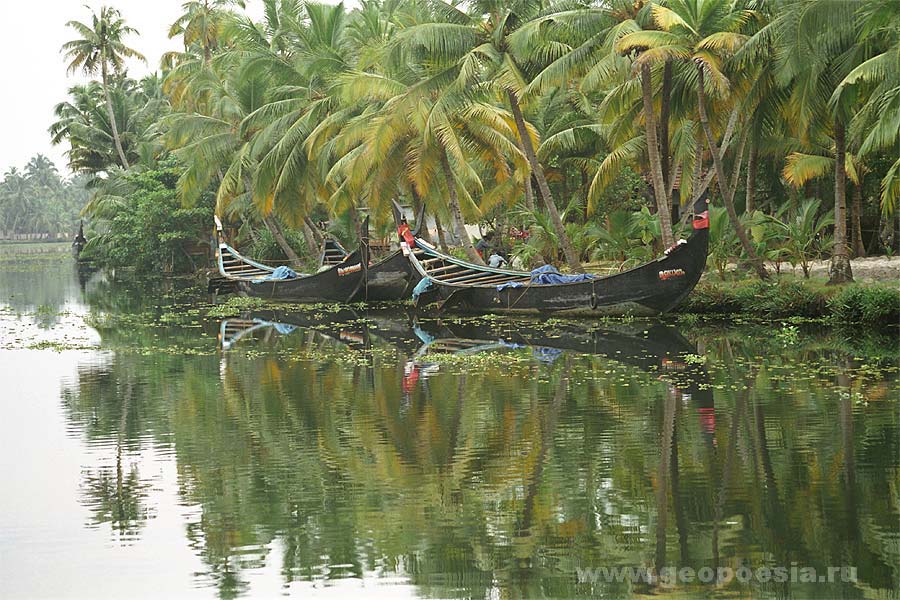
0 1 264 177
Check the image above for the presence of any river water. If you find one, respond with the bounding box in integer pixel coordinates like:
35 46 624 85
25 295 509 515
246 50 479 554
1 245 897 599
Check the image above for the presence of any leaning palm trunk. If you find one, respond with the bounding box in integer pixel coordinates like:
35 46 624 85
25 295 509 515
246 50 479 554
829 122 853 283
640 63 675 248
300 220 320 257
696 68 768 280
101 62 130 170
303 216 324 245
439 154 485 265
506 90 583 272
262 215 303 268
512 137 535 212
746 141 758 214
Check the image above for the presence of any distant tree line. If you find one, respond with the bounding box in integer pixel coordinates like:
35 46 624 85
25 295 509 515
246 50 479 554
0 154 89 240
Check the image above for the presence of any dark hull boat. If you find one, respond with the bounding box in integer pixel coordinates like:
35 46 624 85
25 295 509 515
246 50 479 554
314 236 418 302
352 249 420 302
72 221 88 259
214 217 368 303
316 237 420 302
395 196 709 317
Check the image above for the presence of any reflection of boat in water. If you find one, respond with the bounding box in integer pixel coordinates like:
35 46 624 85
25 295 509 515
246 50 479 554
216 312 713 411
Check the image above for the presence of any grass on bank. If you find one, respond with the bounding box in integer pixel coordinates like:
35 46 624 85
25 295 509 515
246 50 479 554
680 276 900 325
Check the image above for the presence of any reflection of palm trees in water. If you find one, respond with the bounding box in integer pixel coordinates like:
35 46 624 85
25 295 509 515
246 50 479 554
69 376 152 539
215 315 721 596
58 312 895 597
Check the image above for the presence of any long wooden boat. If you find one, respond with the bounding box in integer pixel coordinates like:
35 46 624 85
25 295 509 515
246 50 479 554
214 216 369 303
353 248 420 302
393 196 710 316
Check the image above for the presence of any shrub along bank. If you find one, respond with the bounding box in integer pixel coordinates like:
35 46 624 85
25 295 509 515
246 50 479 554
680 279 900 325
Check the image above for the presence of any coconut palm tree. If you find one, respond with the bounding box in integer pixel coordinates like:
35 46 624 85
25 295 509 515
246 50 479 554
323 67 528 263
616 0 770 280
514 0 690 247
62 6 146 170
169 0 246 63
832 0 900 219
393 0 585 270
754 0 864 282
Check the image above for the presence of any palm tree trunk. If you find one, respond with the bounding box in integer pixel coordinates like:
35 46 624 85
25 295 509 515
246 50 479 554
101 62 130 170
523 173 535 212
303 216 324 245
746 140 758 213
696 68 768 280
851 182 865 258
513 137 536 212
433 211 450 253
829 121 853 283
439 154 484 264
506 90 583 272
300 220 320 257
640 63 675 248
262 215 302 268
660 60 674 211
410 187 432 244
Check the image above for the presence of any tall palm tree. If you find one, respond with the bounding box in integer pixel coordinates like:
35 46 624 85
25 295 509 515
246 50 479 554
833 0 900 220
617 0 770 280
758 0 862 282
394 0 585 271
63 6 146 170
515 0 686 247
169 0 246 63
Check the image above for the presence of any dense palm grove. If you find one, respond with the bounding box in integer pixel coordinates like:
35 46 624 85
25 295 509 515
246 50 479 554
0 155 89 239
48 0 899 281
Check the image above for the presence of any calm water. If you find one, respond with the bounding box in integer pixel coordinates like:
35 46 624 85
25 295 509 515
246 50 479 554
1 245 898 599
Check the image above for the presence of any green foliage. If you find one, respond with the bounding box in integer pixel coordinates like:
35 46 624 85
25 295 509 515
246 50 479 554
246 227 311 265
80 161 213 276
683 279 828 318
683 277 900 326
768 198 834 277
0 155 89 237
589 208 657 268
707 206 739 279
828 284 900 325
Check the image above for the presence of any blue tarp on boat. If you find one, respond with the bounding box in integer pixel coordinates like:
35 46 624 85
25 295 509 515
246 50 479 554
253 265 299 282
529 264 595 285
412 277 434 300
496 265 594 291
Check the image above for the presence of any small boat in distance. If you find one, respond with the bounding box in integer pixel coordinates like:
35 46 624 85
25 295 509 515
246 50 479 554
72 221 87 259
392 195 710 317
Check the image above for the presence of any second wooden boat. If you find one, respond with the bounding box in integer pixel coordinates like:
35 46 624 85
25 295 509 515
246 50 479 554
393 196 710 316
214 216 369 303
